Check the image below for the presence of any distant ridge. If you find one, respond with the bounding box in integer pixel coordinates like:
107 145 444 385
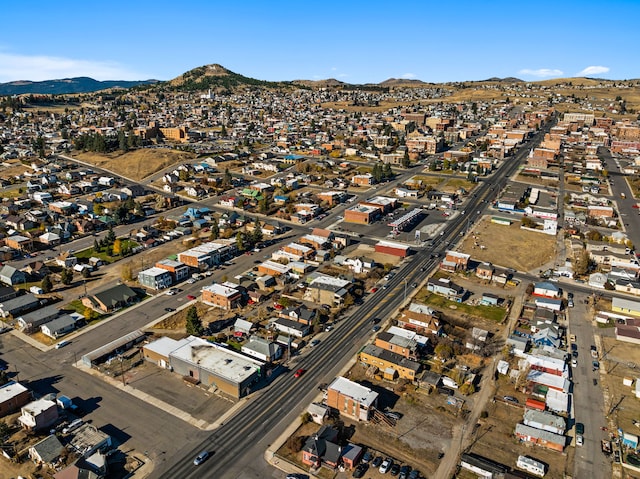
481 77 523 83
0 77 157 95
378 78 428 86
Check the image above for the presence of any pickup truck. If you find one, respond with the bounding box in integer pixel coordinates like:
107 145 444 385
591 345 598 359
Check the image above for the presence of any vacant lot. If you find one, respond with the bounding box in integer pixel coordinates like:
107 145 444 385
75 148 196 181
458 217 556 272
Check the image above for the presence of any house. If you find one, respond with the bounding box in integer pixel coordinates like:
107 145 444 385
534 297 563 312
612 297 640 317
441 251 470 272
460 453 509 479
201 283 243 310
81 283 138 313
0 265 26 286
0 293 40 318
466 327 488 351
280 306 316 325
615 318 640 345
304 276 352 306
326 376 379 422
0 286 18 303
0 381 32 418
358 344 421 381
307 403 330 424
426 277 464 302
476 262 494 281
533 281 561 298
375 331 419 359
41 314 76 338
17 304 61 332
272 317 311 338
18 398 59 430
29 434 65 465
234 318 254 336
241 336 281 362
523 409 566 435
301 425 341 469
527 370 570 393
515 423 565 452
397 304 441 335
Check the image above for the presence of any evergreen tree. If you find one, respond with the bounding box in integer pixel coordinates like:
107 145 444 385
210 221 219 240
383 162 393 179
41 275 53 293
60 268 73 285
186 306 204 336
236 232 245 252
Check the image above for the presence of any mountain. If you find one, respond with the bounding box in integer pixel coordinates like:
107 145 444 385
0 77 157 96
378 78 429 87
167 63 294 91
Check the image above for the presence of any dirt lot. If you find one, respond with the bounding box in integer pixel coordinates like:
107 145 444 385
277 362 462 478
75 148 196 181
468 397 571 478
343 244 404 267
458 217 556 272
600 335 640 435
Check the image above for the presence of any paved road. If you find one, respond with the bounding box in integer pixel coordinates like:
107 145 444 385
567 292 611 479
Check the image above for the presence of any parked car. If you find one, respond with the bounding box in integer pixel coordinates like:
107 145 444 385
193 450 210 465
390 463 401 475
379 458 393 474
352 464 368 478
164 307 175 313
186 295 196 300
503 396 519 404
62 418 83 434
55 340 71 349
372 456 383 468
372 325 381 332
399 465 412 479
361 451 373 464
310 339 320 347
576 423 585 435
385 411 402 421
576 434 584 446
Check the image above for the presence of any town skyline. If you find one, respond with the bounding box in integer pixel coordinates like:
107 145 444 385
1 0 638 84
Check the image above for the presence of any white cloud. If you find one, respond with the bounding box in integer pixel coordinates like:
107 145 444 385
0 52 149 82
576 65 610 76
401 73 416 79
518 68 564 78
337 73 349 78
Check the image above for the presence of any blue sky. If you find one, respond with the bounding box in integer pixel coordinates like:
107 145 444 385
0 0 637 84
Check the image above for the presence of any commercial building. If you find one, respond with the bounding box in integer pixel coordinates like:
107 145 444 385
326 376 378 422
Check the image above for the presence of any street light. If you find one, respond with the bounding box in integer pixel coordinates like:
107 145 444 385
404 279 407 302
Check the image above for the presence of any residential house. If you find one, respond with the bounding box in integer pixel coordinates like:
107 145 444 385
612 297 640 317
0 265 26 286
397 304 441 335
615 318 640 345
533 282 561 298
326 376 379 422
0 381 32 418
41 314 76 339
301 425 341 469
523 409 566 435
304 275 352 306
17 304 61 333
514 423 565 452
18 398 58 431
280 306 316 325
426 277 464 302
358 344 421 381
476 262 494 280
81 283 138 313
272 317 311 338
29 435 65 465
241 336 281 362
375 331 419 359
0 293 40 318
440 251 471 272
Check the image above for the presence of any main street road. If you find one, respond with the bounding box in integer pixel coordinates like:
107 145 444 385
153 119 558 479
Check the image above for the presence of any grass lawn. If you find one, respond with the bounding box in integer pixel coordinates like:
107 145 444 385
75 239 139 264
422 293 507 322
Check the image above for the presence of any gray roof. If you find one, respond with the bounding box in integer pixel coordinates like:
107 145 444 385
91 283 137 307
360 344 421 372
42 314 76 333
515 423 566 446
30 434 64 463
0 293 39 314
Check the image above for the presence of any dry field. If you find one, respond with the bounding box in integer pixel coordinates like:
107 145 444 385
458 217 556 272
75 148 196 181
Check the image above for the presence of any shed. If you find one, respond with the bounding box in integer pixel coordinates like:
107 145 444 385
29 435 64 465
81 330 145 367
307 402 329 424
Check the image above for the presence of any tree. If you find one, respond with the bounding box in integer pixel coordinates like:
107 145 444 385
93 238 101 253
82 267 91 279
236 232 245 252
573 250 592 276
434 343 453 360
210 221 219 240
41 275 53 293
585 230 602 241
112 238 122 256
402 150 411 168
106 226 116 244
186 306 204 336
343 293 355 308
521 216 536 228
383 162 393 180
60 268 73 285
222 168 232 187
120 262 133 282
459 383 476 396
84 307 99 321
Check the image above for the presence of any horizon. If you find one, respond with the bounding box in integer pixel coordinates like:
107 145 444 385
0 0 638 84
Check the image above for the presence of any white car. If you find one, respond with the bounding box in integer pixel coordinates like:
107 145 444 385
379 458 393 474
166 290 177 296
576 434 584 446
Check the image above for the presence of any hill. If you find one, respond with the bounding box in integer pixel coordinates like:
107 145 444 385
166 63 294 91
0 77 157 95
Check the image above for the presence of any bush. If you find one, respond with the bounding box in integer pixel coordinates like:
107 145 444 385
300 412 312 424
